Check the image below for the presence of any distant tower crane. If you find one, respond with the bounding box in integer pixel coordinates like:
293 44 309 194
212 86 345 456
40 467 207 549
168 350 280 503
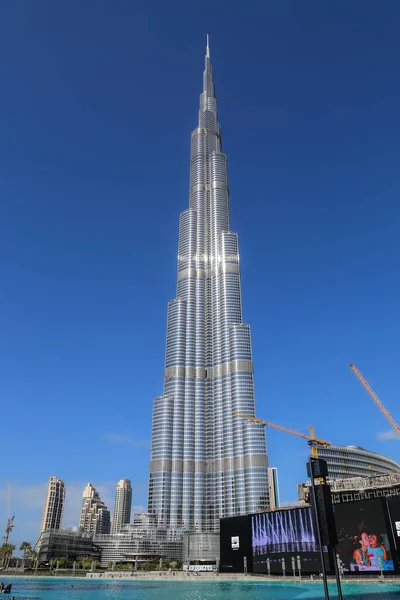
349 364 400 438
232 411 331 458
3 516 14 545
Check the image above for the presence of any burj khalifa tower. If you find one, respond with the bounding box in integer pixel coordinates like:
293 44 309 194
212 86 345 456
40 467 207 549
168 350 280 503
148 38 269 533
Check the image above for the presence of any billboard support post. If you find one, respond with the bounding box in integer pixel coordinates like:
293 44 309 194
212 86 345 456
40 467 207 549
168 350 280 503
308 458 344 600
330 546 344 600
308 458 330 600
336 553 345 581
336 554 342 580
297 555 301 580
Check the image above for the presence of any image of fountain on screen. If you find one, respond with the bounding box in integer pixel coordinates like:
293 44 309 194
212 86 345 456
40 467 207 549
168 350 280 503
251 507 329 574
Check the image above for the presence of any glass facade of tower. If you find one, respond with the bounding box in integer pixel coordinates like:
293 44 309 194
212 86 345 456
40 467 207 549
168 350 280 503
148 40 269 533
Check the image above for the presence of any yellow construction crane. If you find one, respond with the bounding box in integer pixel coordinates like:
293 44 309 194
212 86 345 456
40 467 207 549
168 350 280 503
349 364 400 438
232 411 331 458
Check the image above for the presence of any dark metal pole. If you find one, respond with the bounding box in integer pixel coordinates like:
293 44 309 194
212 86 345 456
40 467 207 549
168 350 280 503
309 458 330 600
330 546 344 600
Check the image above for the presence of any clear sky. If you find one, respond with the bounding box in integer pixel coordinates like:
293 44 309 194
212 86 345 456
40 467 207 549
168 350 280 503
1 0 400 548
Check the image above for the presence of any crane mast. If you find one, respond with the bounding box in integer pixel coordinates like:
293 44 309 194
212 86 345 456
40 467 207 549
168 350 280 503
3 516 14 545
349 364 400 438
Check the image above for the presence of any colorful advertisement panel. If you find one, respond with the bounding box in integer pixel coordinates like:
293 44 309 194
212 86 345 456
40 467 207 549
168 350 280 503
335 498 394 572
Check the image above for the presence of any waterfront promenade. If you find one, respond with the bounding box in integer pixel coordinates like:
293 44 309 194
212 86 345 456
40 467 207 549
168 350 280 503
86 570 400 585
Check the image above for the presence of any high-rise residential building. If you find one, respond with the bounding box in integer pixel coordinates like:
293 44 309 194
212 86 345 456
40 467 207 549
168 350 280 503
267 467 280 510
111 479 132 534
148 38 269 534
40 476 65 533
79 483 111 535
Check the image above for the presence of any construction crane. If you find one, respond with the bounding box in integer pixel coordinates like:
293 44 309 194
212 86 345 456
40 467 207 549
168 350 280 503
32 534 42 551
232 411 331 458
3 516 14 545
349 364 400 438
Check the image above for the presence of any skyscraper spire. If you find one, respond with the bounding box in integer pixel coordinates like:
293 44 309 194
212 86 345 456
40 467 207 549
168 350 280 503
203 34 213 96
148 41 269 534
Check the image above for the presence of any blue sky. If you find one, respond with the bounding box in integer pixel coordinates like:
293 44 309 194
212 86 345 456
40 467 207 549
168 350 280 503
1 0 400 547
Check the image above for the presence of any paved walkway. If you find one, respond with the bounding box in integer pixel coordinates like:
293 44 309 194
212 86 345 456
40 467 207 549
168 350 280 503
86 571 400 584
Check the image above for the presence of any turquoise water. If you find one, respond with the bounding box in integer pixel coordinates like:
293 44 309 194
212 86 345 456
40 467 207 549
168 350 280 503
4 578 400 600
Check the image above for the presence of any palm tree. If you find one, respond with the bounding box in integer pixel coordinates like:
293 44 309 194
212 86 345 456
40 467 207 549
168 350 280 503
58 556 68 568
0 545 6 568
7 544 15 568
0 544 15 568
29 548 38 569
81 556 92 570
19 542 32 569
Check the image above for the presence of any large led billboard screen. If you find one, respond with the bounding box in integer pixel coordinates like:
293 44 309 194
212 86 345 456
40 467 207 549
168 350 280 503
335 498 394 573
386 496 400 572
252 507 317 554
252 507 330 574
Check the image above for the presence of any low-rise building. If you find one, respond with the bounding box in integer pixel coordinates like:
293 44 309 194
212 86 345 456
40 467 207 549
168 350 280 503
317 445 400 480
94 513 184 567
39 513 187 568
38 529 100 564
182 532 220 570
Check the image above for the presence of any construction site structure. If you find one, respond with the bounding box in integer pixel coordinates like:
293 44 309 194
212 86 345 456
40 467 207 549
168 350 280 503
328 471 400 493
232 411 331 458
299 471 400 506
3 516 14 545
349 364 400 438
